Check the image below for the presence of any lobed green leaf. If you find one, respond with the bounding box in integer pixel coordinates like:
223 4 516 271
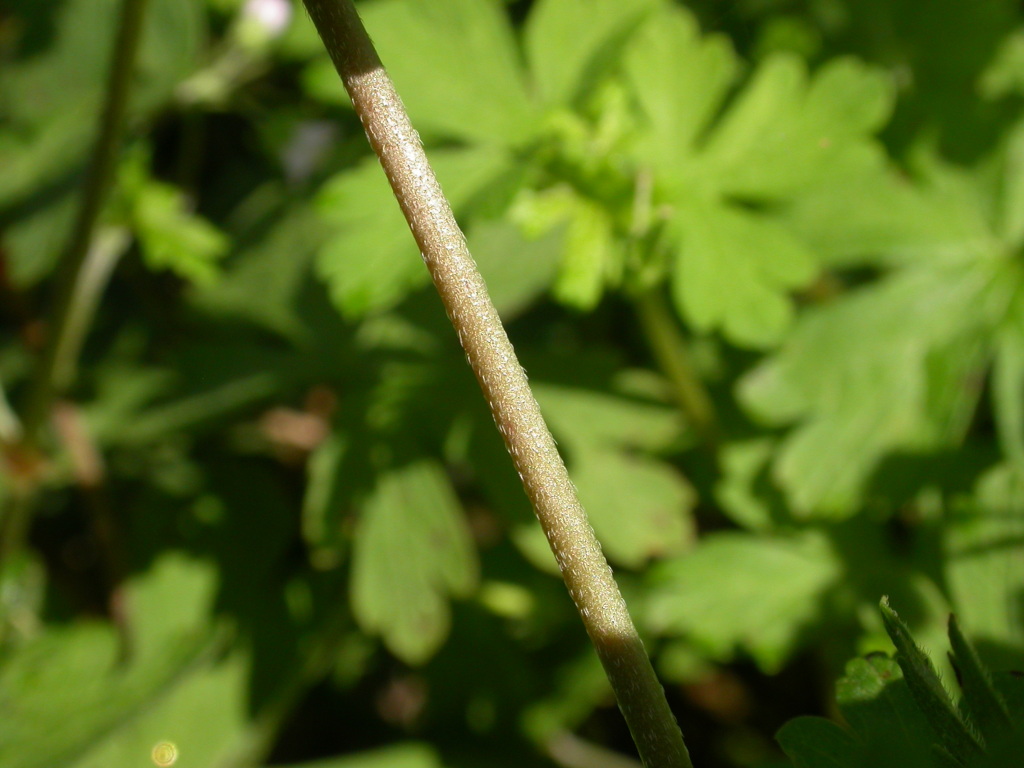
350 459 478 665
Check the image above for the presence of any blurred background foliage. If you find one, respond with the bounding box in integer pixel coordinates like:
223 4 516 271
1 0 1024 767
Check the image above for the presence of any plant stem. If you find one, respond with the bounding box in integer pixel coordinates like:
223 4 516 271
634 291 717 447
0 0 148 637
21 0 149 447
300 2 692 767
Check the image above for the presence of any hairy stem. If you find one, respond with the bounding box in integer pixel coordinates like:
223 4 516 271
301 2 692 766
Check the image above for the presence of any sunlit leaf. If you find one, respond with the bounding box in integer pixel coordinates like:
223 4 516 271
624 7 893 347
704 56 892 199
129 184 230 287
647 531 840 672
357 0 539 146
570 448 694 568
316 146 514 317
0 556 237 768
350 459 478 664
945 464 1024 663
670 197 816 348
524 0 659 108
741 255 1020 516
623 7 738 170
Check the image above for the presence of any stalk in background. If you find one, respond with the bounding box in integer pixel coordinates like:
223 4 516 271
0 0 149 617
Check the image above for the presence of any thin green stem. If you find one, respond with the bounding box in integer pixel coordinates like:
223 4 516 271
21 0 149 446
300 2 692 767
1 0 148 636
634 291 717 447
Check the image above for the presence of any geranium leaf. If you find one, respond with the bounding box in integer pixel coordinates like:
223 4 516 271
0 556 242 768
740 256 1018 516
669 198 816 348
316 146 513 317
357 0 538 146
570 448 694 569
647 531 840 672
525 0 659 108
623 6 738 170
350 459 478 665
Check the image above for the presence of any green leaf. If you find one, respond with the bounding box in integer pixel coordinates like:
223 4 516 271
522 652 611 743
0 556 236 768
134 0 204 113
623 6 738 170
129 180 230 287
535 380 683 453
945 464 1024 662
779 651 978 768
994 118 1024 247
532 382 684 454
85 337 302 446
315 153 429 318
880 598 984 764
350 459 478 665
510 185 621 311
0 626 193 768
791 606 1024 768
777 716 859 768
715 438 780 531
551 193 618 310
704 55 893 199
993 671 1024 724
981 673 1024 767
68 651 247 768
947 615 1014 747
993 301 1024 478
627 11 893 177
570 448 695 568
647 531 840 672
740 257 1016 516
779 169 995 269
745 147 1024 514
273 743 445 768
468 219 563 320
0 0 201 210
980 29 1024 100
302 431 352 560
669 197 816 348
191 205 327 342
623 8 896 347
357 0 539 146
836 655 940 768
1 189 77 289
524 0 659 108
316 146 514 317
474 374 692 571
300 55 352 106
